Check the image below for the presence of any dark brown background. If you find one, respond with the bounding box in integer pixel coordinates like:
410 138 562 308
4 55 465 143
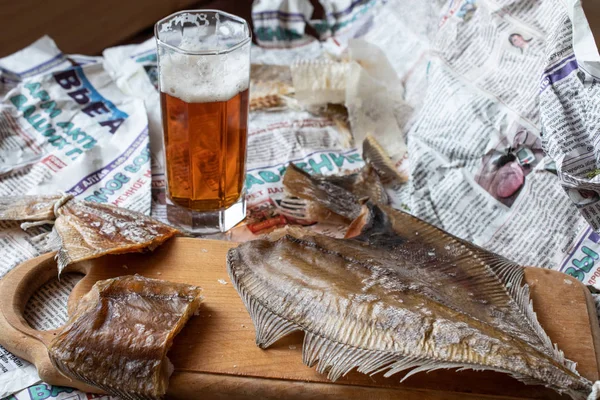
0 0 597 57
0 0 330 57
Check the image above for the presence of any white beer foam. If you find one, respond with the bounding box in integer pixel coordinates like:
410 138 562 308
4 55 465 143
159 42 250 103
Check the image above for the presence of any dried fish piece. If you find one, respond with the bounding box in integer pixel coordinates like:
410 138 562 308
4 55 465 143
363 135 408 185
228 202 592 399
282 163 363 222
52 199 179 273
280 134 406 224
250 94 288 111
281 158 388 224
250 64 295 111
290 60 348 106
0 195 180 274
48 275 202 399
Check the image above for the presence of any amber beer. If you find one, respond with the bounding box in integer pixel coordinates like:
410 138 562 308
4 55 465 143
161 89 249 210
155 10 251 232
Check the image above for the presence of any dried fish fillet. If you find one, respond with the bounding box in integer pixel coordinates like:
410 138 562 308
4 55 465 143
250 94 288 111
280 134 406 224
0 195 180 274
52 200 179 273
228 202 592 399
48 275 202 399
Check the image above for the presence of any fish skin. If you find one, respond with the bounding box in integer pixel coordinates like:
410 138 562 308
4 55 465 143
48 275 202 400
0 195 181 274
227 202 591 399
280 137 396 224
362 134 408 186
53 199 180 274
282 163 372 222
0 194 67 221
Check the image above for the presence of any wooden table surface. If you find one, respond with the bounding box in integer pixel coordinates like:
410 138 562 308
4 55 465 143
1 237 599 399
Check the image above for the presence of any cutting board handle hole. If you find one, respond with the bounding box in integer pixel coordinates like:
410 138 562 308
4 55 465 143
24 272 83 331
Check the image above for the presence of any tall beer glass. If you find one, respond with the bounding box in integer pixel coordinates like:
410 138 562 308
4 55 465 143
155 10 250 233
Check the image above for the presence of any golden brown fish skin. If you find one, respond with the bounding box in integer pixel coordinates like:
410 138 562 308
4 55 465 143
48 275 202 400
53 199 180 274
0 195 181 274
250 94 288 111
228 203 591 399
0 194 67 221
362 135 408 186
330 165 388 205
282 164 363 221
280 161 388 225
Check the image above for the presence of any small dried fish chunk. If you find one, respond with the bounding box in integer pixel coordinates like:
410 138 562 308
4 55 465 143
228 202 592 399
280 136 403 224
250 64 295 111
282 163 363 222
362 135 408 186
48 275 202 400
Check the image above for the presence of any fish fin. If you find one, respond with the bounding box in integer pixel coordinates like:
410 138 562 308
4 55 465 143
353 203 581 374
302 332 397 381
464 243 579 374
508 372 589 400
392 358 587 400
46 227 70 275
363 135 408 185
300 332 573 391
228 249 300 348
387 357 570 394
0 194 70 221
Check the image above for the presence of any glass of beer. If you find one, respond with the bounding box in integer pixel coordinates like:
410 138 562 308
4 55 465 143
155 10 250 233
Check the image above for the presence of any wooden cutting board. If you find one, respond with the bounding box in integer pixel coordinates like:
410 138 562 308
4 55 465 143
1 237 599 400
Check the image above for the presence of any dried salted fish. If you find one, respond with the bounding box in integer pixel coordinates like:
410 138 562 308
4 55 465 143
250 64 295 111
280 136 393 223
228 202 593 399
363 135 408 185
52 200 179 273
282 163 363 222
0 195 180 274
48 275 202 399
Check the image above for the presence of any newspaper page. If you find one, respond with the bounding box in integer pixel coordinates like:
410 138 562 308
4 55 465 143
0 35 152 398
1 0 600 398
